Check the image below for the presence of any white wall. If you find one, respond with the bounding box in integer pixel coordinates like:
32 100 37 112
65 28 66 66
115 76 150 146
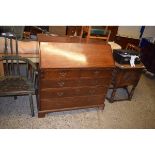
49 26 66 35
142 26 155 38
117 26 155 39
117 26 141 39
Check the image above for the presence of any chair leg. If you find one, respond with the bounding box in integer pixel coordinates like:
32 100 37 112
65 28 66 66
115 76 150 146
29 94 35 117
14 96 17 100
36 93 39 111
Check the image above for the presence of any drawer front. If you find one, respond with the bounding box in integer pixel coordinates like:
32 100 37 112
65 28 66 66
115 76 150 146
40 78 111 89
40 86 107 99
112 69 142 86
40 69 80 80
40 95 104 110
40 68 113 80
80 69 112 78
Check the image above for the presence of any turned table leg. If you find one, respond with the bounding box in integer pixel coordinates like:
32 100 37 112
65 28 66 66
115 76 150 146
110 88 117 103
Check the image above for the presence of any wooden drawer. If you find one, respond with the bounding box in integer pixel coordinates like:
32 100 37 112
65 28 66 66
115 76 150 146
80 69 112 78
40 69 80 80
40 77 110 89
40 95 104 110
112 69 142 87
40 68 112 80
40 86 107 99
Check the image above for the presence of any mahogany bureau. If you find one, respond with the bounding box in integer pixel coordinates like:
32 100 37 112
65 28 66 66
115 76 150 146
38 37 115 117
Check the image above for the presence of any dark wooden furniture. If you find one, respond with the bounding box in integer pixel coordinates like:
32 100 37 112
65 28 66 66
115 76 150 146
38 36 115 117
115 36 140 49
126 43 141 52
106 43 144 103
140 39 155 74
106 62 145 103
66 26 83 36
107 26 118 41
0 55 38 116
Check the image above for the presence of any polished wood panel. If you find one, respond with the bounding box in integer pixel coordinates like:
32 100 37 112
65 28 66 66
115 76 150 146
40 68 112 80
40 95 105 110
40 42 114 68
40 78 110 88
41 86 107 99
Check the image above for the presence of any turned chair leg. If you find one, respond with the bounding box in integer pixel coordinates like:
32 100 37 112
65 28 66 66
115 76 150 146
14 96 17 100
29 94 35 117
35 90 39 110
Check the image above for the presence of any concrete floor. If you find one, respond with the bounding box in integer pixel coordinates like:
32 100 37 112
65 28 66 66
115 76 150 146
0 74 155 128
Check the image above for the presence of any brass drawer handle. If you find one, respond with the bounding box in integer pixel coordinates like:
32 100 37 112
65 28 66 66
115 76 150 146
94 71 100 75
59 72 67 77
89 89 95 94
58 81 65 87
57 92 64 96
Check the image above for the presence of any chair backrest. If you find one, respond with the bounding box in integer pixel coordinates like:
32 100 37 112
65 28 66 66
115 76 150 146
0 56 37 84
86 26 111 43
126 43 141 52
0 32 18 54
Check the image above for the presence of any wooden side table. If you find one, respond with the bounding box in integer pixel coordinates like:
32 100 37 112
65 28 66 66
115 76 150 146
106 62 145 103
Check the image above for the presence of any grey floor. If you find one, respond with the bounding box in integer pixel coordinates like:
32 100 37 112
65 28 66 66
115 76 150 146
0 74 155 129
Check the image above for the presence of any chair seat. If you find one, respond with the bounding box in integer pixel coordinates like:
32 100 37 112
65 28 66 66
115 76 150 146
0 76 35 96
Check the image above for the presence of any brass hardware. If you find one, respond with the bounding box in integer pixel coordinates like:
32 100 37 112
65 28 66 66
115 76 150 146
59 72 67 77
58 81 65 87
57 92 64 96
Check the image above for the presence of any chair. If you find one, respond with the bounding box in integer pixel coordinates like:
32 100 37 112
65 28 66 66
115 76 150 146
1 32 19 54
0 32 19 77
0 32 38 116
86 26 111 43
0 55 38 116
106 43 144 103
